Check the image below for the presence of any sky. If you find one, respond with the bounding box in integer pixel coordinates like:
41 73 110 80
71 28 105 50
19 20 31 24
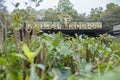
4 0 120 14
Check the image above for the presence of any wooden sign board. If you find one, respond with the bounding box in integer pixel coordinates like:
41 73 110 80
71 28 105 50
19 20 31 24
37 21 102 30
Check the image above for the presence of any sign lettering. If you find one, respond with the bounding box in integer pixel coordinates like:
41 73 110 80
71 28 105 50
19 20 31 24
39 22 102 29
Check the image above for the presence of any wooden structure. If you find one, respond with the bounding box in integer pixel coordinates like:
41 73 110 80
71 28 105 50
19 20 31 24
35 14 107 36
107 24 120 37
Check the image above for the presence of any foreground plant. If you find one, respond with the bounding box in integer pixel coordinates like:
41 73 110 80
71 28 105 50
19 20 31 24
16 43 45 80
0 33 120 80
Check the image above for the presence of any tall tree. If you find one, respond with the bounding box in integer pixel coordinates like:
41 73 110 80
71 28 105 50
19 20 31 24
10 6 37 27
56 0 79 20
44 8 57 20
106 2 118 11
78 13 87 21
37 0 81 20
88 7 103 21
100 3 120 30
37 9 46 20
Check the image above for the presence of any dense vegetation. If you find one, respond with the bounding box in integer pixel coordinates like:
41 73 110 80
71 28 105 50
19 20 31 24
0 0 120 80
0 33 120 80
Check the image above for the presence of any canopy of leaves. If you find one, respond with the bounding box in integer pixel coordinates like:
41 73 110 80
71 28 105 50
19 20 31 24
88 7 103 21
56 0 79 20
100 3 120 29
37 0 82 21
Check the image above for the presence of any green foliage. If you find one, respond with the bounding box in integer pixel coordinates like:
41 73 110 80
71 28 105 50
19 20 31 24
88 7 103 21
1 31 120 80
106 2 119 11
99 3 120 29
0 58 8 66
88 3 120 29
10 7 36 29
22 43 42 64
1 1 120 80
38 0 81 21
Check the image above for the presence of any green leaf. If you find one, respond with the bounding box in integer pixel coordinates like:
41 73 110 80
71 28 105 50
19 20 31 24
6 72 23 80
13 54 27 60
30 65 35 80
33 45 42 58
17 73 23 80
22 44 30 58
67 75 77 80
28 52 34 64
0 58 7 66
35 64 45 70
30 65 39 80
85 63 93 72
25 75 30 80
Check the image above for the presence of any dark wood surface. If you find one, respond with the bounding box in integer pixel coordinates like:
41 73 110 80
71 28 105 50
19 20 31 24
41 29 108 36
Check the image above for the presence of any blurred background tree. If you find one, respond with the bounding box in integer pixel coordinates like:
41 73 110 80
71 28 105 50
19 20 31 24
99 3 120 30
88 7 103 21
56 0 79 20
